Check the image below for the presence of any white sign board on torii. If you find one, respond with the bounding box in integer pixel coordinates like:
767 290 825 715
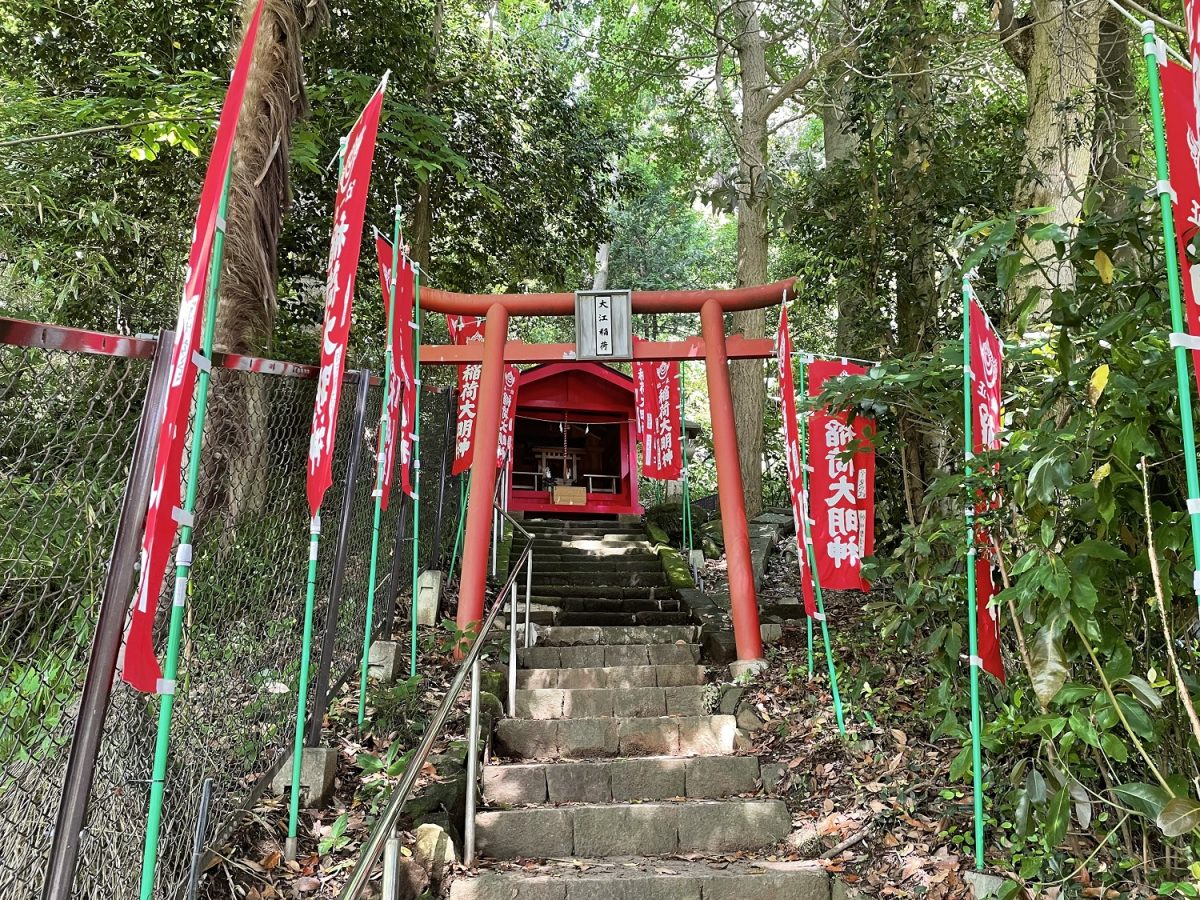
575 289 632 360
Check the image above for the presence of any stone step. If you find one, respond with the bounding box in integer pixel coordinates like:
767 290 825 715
532 532 648 543
536 625 698 646
517 664 706 690
449 860 830 900
532 572 668 589
558 597 680 614
554 611 690 627
495 715 737 759
518 643 701 669
527 520 646 531
531 544 656 557
531 560 663 573
526 585 670 600
513 685 711 719
473 798 790 859
481 755 761 805
496 603 559 626
497 601 686 628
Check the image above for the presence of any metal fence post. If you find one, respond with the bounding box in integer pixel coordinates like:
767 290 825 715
428 387 455 570
42 329 175 900
306 369 371 747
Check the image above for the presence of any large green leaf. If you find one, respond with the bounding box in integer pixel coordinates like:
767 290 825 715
1157 797 1200 837
1113 782 1170 818
1030 626 1068 708
1046 785 1070 846
1120 675 1163 710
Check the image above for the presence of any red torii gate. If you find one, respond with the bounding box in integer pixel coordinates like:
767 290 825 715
419 278 794 669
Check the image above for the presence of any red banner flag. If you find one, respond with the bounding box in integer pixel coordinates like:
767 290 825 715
306 76 388 518
969 291 1005 682
775 310 817 618
120 0 267 694
497 364 520 468
1159 57 1200 394
633 341 682 481
448 315 485 475
806 360 875 591
374 233 416 507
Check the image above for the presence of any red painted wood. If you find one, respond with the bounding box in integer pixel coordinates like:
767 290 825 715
418 335 775 365
457 303 510 632
420 278 794 317
700 299 764 663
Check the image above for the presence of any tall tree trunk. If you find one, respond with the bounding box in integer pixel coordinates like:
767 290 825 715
1092 4 1140 219
891 0 939 526
203 0 327 526
1001 0 1105 311
824 0 867 357
729 1 771 518
592 242 610 290
410 0 445 273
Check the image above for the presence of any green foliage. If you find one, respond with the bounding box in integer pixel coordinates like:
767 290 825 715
840 196 1200 884
0 0 622 354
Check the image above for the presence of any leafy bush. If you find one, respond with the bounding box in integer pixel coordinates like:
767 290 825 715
836 199 1200 884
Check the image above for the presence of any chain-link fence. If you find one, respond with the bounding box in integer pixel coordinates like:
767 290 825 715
0 319 457 900
0 333 152 899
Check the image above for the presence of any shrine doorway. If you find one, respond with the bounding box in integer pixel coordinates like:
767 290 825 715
506 362 640 517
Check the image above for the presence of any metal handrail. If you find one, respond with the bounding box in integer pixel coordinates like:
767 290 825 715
339 529 534 899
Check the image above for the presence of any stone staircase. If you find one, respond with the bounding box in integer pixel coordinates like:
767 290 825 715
450 519 829 899
508 519 691 628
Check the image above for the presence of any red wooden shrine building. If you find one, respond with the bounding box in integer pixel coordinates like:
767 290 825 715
505 362 641 517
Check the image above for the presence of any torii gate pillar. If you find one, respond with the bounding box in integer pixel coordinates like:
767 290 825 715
456 302 509 633
701 299 765 668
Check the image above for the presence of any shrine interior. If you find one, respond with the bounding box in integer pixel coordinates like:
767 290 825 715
510 417 624 494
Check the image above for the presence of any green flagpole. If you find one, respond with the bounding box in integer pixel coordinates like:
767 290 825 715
410 264 423 678
448 472 469 579
137 159 233 900
356 206 403 727
286 139 346 861
797 355 846 736
1142 21 1200 620
807 616 814 679
962 275 986 872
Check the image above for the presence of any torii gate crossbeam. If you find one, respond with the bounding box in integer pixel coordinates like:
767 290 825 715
421 278 795 670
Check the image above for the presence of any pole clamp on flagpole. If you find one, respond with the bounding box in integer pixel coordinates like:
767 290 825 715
156 678 177 696
1169 332 1200 351
1155 39 1167 65
1193 570 1200 593
171 506 194 528
372 488 383 498
1156 180 1178 202
812 611 826 622
1187 498 1200 515
969 655 985 669
311 514 321 536
175 543 193 568
191 351 212 373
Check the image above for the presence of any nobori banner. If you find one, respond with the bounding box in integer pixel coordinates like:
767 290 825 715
632 339 682 481
775 310 817 618
374 234 417 505
121 0 266 694
806 360 876 592
306 76 388 518
448 315 486 475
